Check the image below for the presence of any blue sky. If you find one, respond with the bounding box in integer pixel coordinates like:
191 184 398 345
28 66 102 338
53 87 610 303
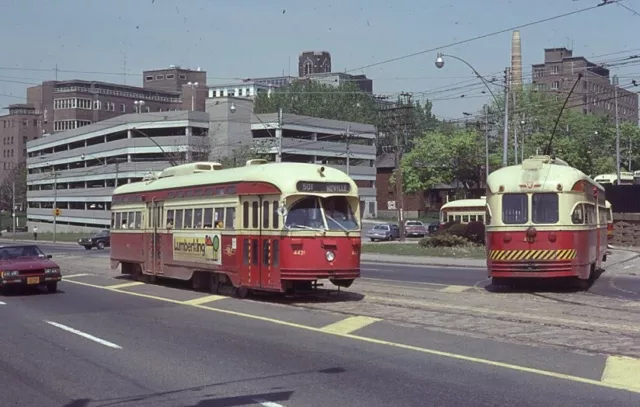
0 0 638 120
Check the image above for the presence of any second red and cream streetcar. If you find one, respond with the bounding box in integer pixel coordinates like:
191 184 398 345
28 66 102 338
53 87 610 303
485 155 607 288
109 160 361 297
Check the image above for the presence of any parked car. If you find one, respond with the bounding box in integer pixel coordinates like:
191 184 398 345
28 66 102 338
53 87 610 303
427 221 440 234
366 223 400 241
0 244 61 294
404 220 427 237
78 229 111 250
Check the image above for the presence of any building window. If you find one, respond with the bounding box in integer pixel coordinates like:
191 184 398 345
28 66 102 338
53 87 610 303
156 75 164 80
550 65 559 75
166 74 175 79
551 81 560 90
179 74 186 80
120 103 126 113
146 76 154 81
534 69 544 78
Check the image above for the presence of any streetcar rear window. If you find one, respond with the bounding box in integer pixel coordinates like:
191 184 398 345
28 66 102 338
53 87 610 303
532 193 559 224
502 194 527 224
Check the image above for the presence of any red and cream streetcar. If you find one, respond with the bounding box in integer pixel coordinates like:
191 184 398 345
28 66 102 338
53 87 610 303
109 160 361 297
485 155 608 287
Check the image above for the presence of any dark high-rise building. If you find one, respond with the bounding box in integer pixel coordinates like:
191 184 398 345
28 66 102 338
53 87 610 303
298 51 332 77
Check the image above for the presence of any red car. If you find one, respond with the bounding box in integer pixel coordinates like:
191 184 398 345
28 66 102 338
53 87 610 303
0 244 61 294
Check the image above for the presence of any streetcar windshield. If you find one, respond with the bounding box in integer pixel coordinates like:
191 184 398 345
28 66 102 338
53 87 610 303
285 196 359 231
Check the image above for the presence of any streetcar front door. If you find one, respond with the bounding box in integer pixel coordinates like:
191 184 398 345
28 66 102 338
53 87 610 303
148 201 164 276
242 198 263 289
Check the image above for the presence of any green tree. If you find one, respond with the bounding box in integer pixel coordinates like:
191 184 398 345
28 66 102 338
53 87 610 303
400 129 486 193
254 81 378 124
217 145 273 168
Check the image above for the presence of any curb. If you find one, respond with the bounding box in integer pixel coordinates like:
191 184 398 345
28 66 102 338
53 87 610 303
360 255 486 269
0 238 77 246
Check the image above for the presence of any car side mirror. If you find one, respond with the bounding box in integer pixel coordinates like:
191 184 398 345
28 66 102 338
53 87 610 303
46 254 52 259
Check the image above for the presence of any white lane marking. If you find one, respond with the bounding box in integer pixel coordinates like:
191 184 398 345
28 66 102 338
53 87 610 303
0 301 5 305
44 321 122 349
253 399 284 407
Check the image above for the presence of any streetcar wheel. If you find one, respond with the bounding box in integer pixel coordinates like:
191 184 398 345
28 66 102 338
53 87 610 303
209 273 220 294
234 286 250 299
331 279 354 288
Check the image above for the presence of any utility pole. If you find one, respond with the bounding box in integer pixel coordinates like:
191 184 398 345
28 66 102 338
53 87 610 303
277 107 283 163
11 181 16 241
53 171 58 244
484 106 489 182
114 160 119 188
395 131 405 242
613 75 621 184
345 125 351 176
503 67 510 166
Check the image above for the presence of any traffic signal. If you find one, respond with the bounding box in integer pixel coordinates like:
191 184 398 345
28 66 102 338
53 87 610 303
53 208 61 217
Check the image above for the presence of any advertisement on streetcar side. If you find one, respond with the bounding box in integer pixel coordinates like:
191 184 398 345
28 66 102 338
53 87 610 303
172 232 222 265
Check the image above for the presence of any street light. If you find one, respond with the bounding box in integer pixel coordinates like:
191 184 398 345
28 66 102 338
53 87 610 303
80 153 123 187
134 100 146 113
226 101 281 162
435 52 507 166
187 82 199 111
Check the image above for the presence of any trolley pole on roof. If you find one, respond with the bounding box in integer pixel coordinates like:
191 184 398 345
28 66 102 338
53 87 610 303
345 125 351 176
277 107 283 163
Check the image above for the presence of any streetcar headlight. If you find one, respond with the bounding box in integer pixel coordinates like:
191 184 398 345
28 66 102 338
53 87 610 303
325 250 335 262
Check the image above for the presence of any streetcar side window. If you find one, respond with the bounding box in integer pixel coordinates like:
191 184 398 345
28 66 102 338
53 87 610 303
262 201 270 229
532 193 559 224
607 209 613 222
214 208 225 228
135 211 142 229
243 202 249 228
184 208 193 228
571 204 584 224
225 207 236 230
194 208 203 229
175 209 184 229
502 194 528 224
111 212 116 228
115 212 121 229
203 208 213 228
272 200 279 229
584 204 596 225
252 202 259 228
462 215 469 223
166 210 174 228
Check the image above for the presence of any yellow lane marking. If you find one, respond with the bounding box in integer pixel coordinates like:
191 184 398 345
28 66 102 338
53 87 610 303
107 282 145 290
439 285 472 293
63 273 89 279
62 278 640 395
601 356 640 392
319 316 381 335
364 295 640 334
182 295 226 306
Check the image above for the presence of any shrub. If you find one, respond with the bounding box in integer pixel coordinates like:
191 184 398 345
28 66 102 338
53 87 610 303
447 222 468 237
419 234 471 248
465 221 485 244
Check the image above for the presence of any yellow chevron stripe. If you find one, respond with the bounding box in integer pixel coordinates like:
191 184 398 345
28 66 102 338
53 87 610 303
489 249 578 261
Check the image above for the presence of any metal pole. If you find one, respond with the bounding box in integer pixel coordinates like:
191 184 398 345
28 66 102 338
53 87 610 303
503 68 510 166
191 93 195 111
115 160 119 188
345 125 351 176
12 181 16 241
53 171 57 244
614 75 621 183
484 106 489 182
395 132 405 242
277 107 283 163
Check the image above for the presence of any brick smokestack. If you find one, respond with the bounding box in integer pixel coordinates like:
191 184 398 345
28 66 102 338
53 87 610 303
511 30 522 90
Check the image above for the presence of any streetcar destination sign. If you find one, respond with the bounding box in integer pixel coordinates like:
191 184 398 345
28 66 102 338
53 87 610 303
296 181 351 193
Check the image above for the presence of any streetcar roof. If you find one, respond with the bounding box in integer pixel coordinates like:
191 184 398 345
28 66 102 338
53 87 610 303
487 155 604 193
112 161 359 197
440 198 486 209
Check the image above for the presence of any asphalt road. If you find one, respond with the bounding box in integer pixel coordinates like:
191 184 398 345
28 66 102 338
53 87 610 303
2 281 639 406
361 260 640 301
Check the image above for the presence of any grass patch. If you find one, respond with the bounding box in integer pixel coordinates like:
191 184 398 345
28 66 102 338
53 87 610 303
362 243 486 259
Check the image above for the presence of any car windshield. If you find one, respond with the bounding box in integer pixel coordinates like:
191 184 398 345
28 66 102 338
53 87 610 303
373 225 388 230
94 231 110 237
406 221 422 226
285 196 359 231
0 245 46 260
